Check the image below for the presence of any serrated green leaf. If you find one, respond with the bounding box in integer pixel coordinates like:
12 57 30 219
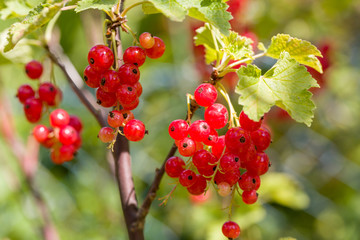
3 2 63 52
235 51 319 126
75 0 117 12
194 23 253 64
0 0 32 20
267 34 323 73
257 42 266 51
143 0 231 35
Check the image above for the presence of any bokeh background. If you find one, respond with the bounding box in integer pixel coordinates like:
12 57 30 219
0 0 360 239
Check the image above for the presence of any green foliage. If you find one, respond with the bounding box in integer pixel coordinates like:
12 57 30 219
235 51 319 126
143 0 232 35
266 34 323 73
194 23 253 64
3 2 63 52
75 0 117 13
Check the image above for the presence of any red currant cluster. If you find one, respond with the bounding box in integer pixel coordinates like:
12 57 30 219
17 60 62 123
84 33 165 142
165 83 272 239
33 109 82 164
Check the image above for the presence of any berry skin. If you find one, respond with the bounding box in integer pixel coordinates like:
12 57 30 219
139 32 155 49
118 63 140 85
50 109 70 128
25 60 43 79
187 175 207 195
238 172 260 191
116 84 138 105
84 65 101 88
192 149 217 169
98 127 115 143
96 88 117 107
242 190 258 204
178 137 196 157
251 127 271 152
225 127 251 154
168 119 189 140
107 110 124 128
246 152 270 176
38 82 58 106
145 37 166 59
100 70 121 93
218 182 232 197
219 152 241 173
32 125 49 142
88 45 114 72
202 128 218 146
133 82 143 97
194 83 217 107
24 98 43 123
204 103 228 129
123 119 146 142
211 135 225 159
179 169 197 187
123 46 146 67
59 126 78 145
222 221 241 239
165 156 185 178
68 115 83 132
17 84 35 104
59 145 76 162
214 170 240 186
239 111 263 132
188 120 211 142
121 110 135 125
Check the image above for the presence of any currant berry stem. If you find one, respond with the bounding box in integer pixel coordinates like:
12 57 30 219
216 82 239 128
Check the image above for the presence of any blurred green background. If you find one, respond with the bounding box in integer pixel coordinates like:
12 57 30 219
0 0 360 239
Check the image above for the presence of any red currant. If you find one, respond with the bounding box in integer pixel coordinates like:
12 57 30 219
192 149 217 169
50 109 70 128
251 127 271 152
139 32 155 49
38 82 58 106
179 169 197 187
165 156 185 178
116 85 138 105
123 119 146 142
118 63 140 85
188 120 211 142
178 137 196 157
219 152 241 173
96 88 117 107
222 221 241 239
242 190 258 204
17 84 35 104
187 175 207 195
59 126 78 145
88 45 114 72
24 98 43 123
98 127 115 143
100 70 121 92
238 172 260 191
25 60 43 79
32 125 49 142
84 65 101 88
145 37 165 59
239 111 262 132
246 152 270 176
68 115 83 132
107 110 124 128
168 119 189 140
225 127 251 154
204 103 228 129
123 46 146 67
194 83 217 107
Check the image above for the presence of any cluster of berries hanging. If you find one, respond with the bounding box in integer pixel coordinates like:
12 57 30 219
86 32 165 143
17 60 62 123
16 60 83 164
33 109 82 164
165 83 272 239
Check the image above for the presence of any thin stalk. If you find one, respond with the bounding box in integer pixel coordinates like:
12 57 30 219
120 1 150 17
216 82 239 127
122 23 140 45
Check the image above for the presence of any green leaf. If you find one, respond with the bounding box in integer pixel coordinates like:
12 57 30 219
266 33 323 73
3 2 63 52
235 51 319 126
143 0 231 35
0 0 32 20
194 23 253 64
75 0 117 12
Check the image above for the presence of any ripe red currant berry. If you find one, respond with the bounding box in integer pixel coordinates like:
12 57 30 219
41 129 55 148
242 190 258 204
251 127 271 152
214 170 240 186
123 46 146 67
17 84 35 104
239 111 263 132
100 70 121 93
197 165 216 178
203 127 218 146
246 152 270 176
168 119 189 140
219 152 241 173
59 125 78 145
139 32 155 49
211 135 225 159
38 82 58 106
179 169 197 187
118 63 140 85
107 110 124 128
187 175 207 195
24 98 43 123
165 156 186 178
204 103 228 129
32 125 49 142
218 182 232 197
25 60 43 79
194 83 217 107
188 120 211 142
145 37 166 59
238 172 260 191
121 110 135 125
50 109 70 128
178 137 196 157
120 98 140 111
98 127 115 143
88 45 114 72
96 88 117 107
59 144 76 162
195 141 204 151
225 127 251 154
116 84 138 105
83 65 101 88
133 82 143 97
123 119 146 142
68 115 83 132
50 148 66 165
192 149 217 169
222 221 241 239
72 132 82 150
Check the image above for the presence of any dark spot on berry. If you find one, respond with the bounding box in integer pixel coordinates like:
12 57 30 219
132 69 138 74
213 166 216 171
25 104 30 109
256 192 259 197
240 136 246 143
208 136 213 141
128 87 133 91
84 76 88 81
101 78 106 86
261 116 264 120
109 112 114 118
188 175 193 180
90 58 94 64
119 105 124 110
269 162 272 167
182 143 188 148
123 113 128 119
271 140 273 143
96 99 102 105
254 145 258 150
74 151 78 156
252 178 256 184
25 69 29 73
214 180 217 184
235 157 239 162
134 63 138 66
50 87 55 92
202 124 208 130
145 130 149 135
197 87 203 93
170 126 175 132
